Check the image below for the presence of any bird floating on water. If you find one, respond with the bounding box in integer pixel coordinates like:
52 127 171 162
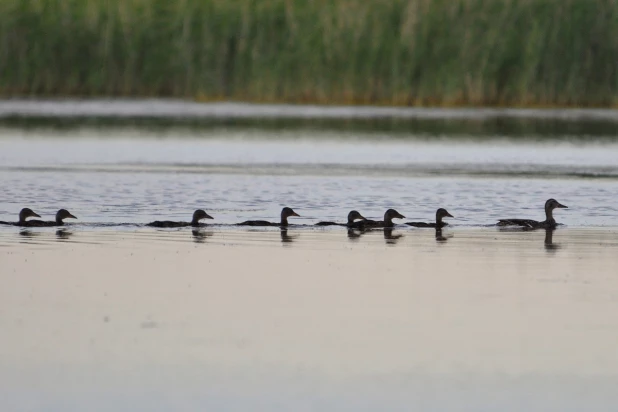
405 208 454 228
361 209 406 228
147 209 213 227
0 208 41 226
237 207 300 227
497 198 567 229
316 210 366 227
22 209 77 227
0 201 574 232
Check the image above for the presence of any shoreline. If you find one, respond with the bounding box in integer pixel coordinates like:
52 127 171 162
1 99 618 122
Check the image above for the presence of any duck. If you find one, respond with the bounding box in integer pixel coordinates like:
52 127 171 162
147 209 214 227
360 209 405 228
405 208 454 228
237 207 300 227
20 209 77 227
497 198 567 229
315 210 366 227
0 208 41 226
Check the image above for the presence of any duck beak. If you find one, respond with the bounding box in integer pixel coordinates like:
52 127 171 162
446 211 454 218
32 212 41 218
291 211 300 217
556 202 568 209
205 213 214 219
67 213 77 219
359 214 367 220
397 213 405 219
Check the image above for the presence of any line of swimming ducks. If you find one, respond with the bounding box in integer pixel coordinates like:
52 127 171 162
0 198 568 230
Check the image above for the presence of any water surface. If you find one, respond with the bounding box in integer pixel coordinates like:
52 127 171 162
2 102 618 411
1 125 617 227
1 229 618 411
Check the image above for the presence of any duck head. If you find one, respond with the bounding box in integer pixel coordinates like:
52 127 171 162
19 208 40 223
56 209 77 223
384 209 405 222
436 208 454 222
347 210 366 223
193 209 214 222
281 207 300 219
544 198 567 220
280 207 300 225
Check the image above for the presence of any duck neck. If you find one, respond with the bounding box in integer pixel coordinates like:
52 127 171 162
545 206 554 222
383 216 393 227
56 217 63 225
190 218 200 226
280 216 288 226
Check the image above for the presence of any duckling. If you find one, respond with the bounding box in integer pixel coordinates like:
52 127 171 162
406 208 454 228
497 198 567 229
0 208 41 226
237 207 300 227
147 209 213 228
23 209 77 227
360 209 405 228
316 210 366 227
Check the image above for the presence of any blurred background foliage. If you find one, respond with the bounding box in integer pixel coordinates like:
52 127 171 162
1 0 617 107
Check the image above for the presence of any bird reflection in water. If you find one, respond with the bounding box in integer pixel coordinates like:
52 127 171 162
192 229 213 244
435 228 453 243
383 228 404 245
347 228 366 241
19 230 39 239
18 230 40 244
56 229 73 240
280 229 298 244
544 228 561 253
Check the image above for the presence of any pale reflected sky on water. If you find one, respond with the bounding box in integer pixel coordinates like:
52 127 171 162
1 229 618 411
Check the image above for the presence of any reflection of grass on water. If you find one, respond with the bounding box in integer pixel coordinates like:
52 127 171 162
1 0 617 107
2 115 618 139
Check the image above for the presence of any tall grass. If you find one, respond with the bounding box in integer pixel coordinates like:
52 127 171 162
1 0 617 106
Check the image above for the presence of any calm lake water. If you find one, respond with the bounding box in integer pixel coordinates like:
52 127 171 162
1 101 618 411
2 229 618 412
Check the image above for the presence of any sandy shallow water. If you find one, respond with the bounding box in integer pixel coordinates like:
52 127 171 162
2 228 618 411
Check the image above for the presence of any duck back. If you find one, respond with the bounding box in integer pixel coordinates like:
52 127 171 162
147 221 191 228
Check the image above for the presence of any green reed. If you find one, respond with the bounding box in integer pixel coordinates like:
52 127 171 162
1 0 617 106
